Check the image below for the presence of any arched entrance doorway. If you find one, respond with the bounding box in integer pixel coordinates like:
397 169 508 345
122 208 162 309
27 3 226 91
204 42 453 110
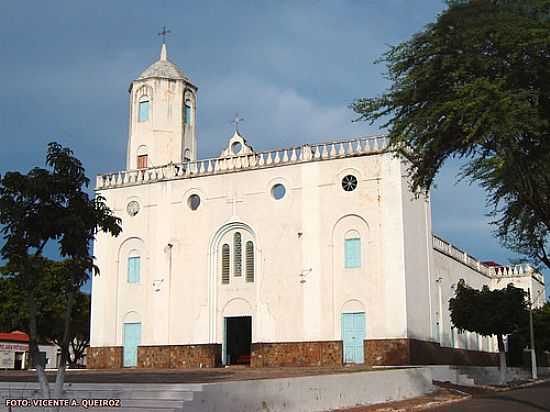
222 298 253 366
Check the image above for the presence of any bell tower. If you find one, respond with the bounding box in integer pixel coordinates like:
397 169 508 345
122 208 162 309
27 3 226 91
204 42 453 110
127 41 198 170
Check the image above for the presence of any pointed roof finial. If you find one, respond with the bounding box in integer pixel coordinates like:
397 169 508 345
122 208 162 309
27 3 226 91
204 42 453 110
158 26 171 61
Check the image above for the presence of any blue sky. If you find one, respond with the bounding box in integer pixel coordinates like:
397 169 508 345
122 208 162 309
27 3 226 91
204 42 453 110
0 0 547 297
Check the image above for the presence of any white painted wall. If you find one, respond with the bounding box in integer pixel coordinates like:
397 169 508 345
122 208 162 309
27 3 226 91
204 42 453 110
431 250 497 352
430 246 545 353
38 345 58 369
91 149 423 347
92 139 545 351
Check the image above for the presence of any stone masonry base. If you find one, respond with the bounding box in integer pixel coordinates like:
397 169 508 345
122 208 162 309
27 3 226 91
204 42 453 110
251 341 342 368
138 344 222 368
87 346 123 369
87 339 499 369
364 338 499 366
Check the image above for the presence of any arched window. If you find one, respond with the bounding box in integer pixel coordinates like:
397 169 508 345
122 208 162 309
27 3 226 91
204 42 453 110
184 99 192 125
233 232 242 277
138 99 150 122
344 230 361 269
137 145 148 169
221 244 230 284
245 241 254 283
218 227 255 285
127 253 141 283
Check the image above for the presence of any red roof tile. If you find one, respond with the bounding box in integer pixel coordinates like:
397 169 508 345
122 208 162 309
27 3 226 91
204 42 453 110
0 331 29 343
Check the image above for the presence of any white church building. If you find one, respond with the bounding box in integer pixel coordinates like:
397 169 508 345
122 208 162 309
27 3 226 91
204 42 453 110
88 43 545 369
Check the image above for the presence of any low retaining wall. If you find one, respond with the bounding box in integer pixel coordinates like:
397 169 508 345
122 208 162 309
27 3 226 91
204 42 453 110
431 365 550 386
194 367 434 412
0 368 434 412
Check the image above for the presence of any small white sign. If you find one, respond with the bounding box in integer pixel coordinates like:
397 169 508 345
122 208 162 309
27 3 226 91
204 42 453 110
0 350 14 369
0 343 28 351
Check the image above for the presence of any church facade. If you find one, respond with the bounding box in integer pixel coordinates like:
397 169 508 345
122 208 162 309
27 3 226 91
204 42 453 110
88 44 545 369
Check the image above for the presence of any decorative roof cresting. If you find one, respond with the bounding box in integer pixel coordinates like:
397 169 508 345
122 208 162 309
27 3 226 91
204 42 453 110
137 43 191 82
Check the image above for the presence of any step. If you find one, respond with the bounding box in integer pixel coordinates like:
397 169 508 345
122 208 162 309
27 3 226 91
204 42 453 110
13 408 180 412
122 399 186 409
1 390 194 400
0 382 205 392
457 374 475 386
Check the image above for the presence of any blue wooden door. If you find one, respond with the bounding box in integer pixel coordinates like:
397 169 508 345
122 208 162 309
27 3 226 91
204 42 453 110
123 322 141 367
342 312 365 364
222 317 228 365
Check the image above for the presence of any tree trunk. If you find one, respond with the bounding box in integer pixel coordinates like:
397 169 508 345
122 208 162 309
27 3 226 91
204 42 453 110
53 293 74 403
70 339 88 367
27 294 50 398
497 334 507 385
27 293 56 412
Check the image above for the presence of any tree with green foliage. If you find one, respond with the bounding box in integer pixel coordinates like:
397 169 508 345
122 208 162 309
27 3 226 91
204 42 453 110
0 143 121 404
509 300 550 365
449 279 528 382
353 0 550 270
0 262 91 367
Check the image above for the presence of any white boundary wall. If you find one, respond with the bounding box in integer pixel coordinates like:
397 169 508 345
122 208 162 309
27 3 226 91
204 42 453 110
191 368 434 412
0 368 434 412
431 365 550 386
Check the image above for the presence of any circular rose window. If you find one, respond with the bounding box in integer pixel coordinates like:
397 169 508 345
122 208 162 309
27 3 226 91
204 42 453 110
188 194 201 210
271 184 286 200
341 175 358 192
127 201 140 216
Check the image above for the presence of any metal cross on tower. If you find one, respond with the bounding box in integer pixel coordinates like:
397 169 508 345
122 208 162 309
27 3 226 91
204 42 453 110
158 26 171 43
231 113 244 133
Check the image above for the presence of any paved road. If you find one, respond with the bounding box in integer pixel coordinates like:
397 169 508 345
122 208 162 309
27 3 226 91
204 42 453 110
431 381 550 411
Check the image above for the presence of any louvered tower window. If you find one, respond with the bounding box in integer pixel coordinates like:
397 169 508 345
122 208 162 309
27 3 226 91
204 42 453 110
234 232 242 277
221 244 230 284
245 241 254 283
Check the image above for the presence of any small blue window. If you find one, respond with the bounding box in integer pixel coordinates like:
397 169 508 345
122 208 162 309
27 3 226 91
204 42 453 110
139 101 149 122
184 102 191 124
128 256 140 283
344 238 361 268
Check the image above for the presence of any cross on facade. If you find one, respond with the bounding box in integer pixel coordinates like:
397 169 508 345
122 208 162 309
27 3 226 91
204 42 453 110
226 194 245 216
231 113 244 133
158 26 171 43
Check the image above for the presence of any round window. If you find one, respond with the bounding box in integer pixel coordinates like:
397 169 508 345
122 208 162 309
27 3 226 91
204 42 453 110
341 175 358 192
127 201 140 216
231 142 243 155
188 194 201 210
271 184 286 200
